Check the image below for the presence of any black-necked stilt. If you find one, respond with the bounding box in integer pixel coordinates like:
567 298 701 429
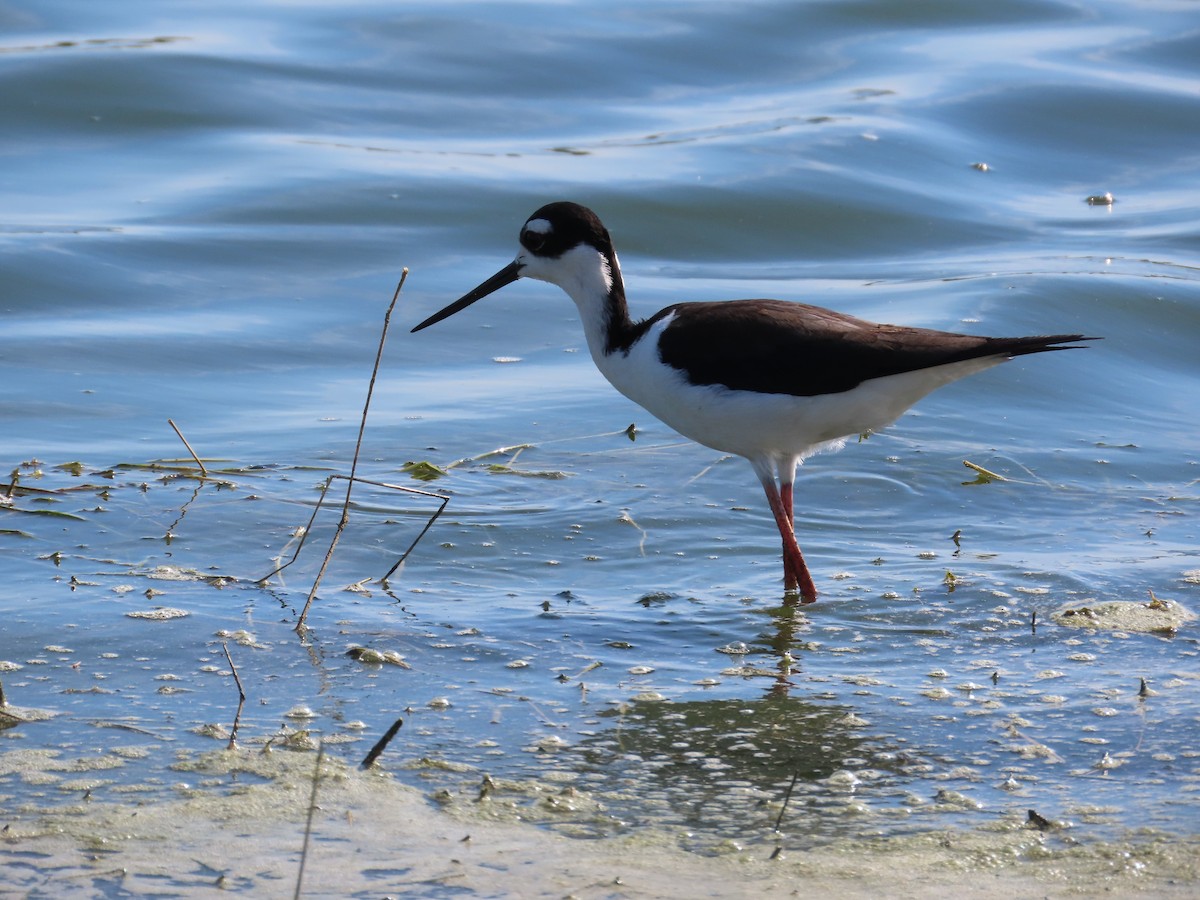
412 202 1097 603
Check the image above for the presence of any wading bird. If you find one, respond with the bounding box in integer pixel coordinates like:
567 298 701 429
412 202 1096 603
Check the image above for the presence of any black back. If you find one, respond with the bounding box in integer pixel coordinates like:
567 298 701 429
654 299 1093 396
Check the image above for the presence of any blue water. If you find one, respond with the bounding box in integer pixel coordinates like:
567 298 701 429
2 0 1199 889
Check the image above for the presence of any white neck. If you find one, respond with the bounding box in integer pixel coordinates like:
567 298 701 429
522 243 626 363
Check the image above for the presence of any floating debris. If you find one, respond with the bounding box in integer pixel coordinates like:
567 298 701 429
1053 597 1195 634
486 463 567 479
962 460 1008 485
825 770 860 791
270 728 317 751
720 665 778 678
1027 808 1053 830
1093 751 1124 772
143 565 211 582
346 647 411 668
1 703 57 729
401 460 448 482
716 642 749 655
934 789 981 810
215 629 267 649
630 691 667 702
125 607 189 620
835 712 869 728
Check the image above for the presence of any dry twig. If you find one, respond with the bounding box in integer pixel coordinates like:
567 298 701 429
167 419 208 477
295 272 406 630
221 642 246 750
360 717 404 769
294 740 325 899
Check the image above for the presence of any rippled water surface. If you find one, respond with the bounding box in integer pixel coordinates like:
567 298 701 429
3 0 1199 894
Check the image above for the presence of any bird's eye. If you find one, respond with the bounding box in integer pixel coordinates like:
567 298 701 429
520 228 546 253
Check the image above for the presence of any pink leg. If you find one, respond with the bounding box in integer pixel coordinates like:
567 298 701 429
780 479 796 587
757 469 817 604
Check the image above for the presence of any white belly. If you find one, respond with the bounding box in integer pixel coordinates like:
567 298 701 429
594 318 1005 461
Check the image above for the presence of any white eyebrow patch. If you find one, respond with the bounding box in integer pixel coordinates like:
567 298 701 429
523 217 552 234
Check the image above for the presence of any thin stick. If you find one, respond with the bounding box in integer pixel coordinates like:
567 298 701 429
380 488 449 582
258 475 447 585
167 419 208 477
296 271 407 631
257 476 336 584
294 740 325 900
360 717 404 768
773 770 801 833
221 642 246 750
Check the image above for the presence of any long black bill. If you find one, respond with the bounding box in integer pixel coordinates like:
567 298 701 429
410 261 522 333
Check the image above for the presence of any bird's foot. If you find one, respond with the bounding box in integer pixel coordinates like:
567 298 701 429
783 584 818 606
783 554 818 605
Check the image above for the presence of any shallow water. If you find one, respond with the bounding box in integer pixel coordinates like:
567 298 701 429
2 0 1199 893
